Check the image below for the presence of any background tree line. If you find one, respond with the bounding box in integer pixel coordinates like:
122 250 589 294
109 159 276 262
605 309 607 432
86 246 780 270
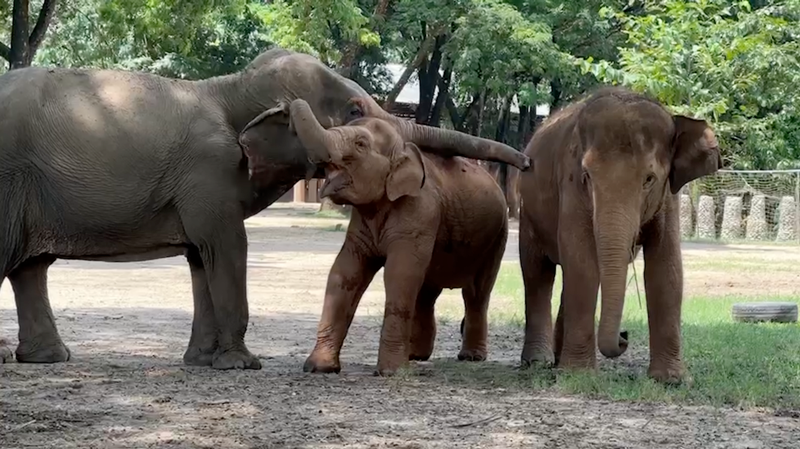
2 0 800 170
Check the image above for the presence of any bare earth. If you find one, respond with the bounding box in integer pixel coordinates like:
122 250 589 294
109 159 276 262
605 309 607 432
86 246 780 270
1 203 799 448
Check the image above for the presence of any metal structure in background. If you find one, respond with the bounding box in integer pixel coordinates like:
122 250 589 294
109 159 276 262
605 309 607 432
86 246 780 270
680 169 800 244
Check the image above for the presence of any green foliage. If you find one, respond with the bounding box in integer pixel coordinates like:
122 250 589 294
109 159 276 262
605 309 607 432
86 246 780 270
252 0 380 66
448 0 561 102
580 0 800 169
34 0 270 79
4 0 800 169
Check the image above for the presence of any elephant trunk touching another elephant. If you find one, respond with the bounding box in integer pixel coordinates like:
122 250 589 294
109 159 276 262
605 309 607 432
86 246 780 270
0 45 530 369
289 98 531 172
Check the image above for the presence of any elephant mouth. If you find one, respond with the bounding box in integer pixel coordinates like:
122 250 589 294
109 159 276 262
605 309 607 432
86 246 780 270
320 167 349 199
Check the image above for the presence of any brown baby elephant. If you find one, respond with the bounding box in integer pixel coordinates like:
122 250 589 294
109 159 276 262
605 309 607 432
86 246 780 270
288 99 510 376
519 87 722 384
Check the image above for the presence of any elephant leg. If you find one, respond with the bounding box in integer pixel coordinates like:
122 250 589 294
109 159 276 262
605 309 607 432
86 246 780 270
459 229 505 362
182 247 218 367
642 202 688 384
409 284 442 361
557 252 600 371
9 255 71 363
184 212 260 370
520 222 557 366
376 239 434 376
304 239 380 373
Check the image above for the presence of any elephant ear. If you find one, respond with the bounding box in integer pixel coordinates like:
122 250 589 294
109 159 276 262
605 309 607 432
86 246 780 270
237 102 291 179
669 115 723 194
386 142 427 202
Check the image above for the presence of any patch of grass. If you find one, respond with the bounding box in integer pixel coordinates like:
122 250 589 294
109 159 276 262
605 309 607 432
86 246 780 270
314 210 348 219
431 262 800 409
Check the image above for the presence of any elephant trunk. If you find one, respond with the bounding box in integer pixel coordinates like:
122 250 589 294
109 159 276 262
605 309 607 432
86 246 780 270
594 198 639 359
289 99 336 163
392 119 531 171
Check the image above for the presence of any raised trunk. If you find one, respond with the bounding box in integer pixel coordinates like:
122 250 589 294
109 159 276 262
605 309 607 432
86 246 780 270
392 119 529 170
289 100 336 163
594 204 639 358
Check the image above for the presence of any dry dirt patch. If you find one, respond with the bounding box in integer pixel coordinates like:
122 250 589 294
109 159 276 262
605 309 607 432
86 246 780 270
1 203 799 448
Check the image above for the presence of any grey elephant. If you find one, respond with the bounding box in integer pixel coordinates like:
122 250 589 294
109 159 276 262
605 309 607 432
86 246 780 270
0 47 530 369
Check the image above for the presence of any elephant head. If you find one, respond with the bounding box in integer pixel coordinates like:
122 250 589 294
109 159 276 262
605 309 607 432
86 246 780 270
575 88 722 358
223 48 529 188
288 99 426 205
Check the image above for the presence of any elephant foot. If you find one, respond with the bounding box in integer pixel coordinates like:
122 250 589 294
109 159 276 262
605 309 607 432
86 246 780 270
555 352 597 371
408 352 432 361
16 338 71 364
211 347 262 370
648 363 691 386
183 345 217 367
303 350 341 374
457 348 487 362
374 355 408 377
520 344 555 368
0 338 13 363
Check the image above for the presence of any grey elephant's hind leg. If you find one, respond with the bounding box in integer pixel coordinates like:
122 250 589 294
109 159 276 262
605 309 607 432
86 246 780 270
182 248 218 367
10 255 71 363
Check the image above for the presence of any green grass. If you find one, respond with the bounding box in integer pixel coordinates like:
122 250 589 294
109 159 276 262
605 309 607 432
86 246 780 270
430 262 800 410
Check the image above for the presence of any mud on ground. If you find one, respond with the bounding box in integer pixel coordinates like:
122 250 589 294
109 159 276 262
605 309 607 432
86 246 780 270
1 204 799 448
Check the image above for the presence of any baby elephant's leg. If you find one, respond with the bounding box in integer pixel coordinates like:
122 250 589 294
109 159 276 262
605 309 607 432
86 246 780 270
459 234 506 362
409 284 443 361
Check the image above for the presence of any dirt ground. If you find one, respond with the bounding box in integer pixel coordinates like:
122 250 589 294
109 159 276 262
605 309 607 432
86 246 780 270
1 203 799 448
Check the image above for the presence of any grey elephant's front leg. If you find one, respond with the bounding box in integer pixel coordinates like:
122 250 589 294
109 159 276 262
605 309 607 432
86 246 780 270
9 255 71 363
183 209 261 370
182 248 218 367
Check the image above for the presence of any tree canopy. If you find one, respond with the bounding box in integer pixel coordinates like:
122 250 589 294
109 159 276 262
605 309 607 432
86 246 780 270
2 0 799 169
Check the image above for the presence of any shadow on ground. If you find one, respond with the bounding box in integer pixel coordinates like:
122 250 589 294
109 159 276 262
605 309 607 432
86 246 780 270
2 307 799 449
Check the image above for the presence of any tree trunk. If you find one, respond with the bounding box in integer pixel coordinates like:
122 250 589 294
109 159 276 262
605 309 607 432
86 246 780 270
493 95 513 197
383 24 444 110
429 61 452 127
550 78 563 111
415 33 445 124
516 106 530 150
3 0 57 70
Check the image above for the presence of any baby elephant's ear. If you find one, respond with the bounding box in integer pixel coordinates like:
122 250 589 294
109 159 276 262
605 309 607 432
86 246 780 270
669 115 723 194
386 142 427 202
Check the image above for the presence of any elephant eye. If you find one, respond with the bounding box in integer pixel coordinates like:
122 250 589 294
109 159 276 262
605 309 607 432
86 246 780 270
581 170 590 185
348 107 363 119
643 174 656 189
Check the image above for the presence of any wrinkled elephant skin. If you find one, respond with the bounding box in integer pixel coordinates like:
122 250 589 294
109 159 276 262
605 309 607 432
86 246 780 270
0 47 528 369
518 87 722 384
289 101 510 376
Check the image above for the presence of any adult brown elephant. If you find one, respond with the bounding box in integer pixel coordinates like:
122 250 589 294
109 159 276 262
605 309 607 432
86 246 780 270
0 47 529 369
518 87 721 384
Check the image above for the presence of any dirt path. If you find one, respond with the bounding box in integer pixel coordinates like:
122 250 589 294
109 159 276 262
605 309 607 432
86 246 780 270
1 204 799 448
